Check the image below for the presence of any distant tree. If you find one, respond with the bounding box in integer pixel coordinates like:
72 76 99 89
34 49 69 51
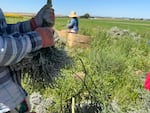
139 18 144 20
80 13 90 19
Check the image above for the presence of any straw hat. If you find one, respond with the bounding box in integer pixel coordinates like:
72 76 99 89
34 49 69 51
69 11 78 18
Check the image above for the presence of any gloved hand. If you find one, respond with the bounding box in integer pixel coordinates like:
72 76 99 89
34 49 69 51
35 27 55 48
31 4 55 29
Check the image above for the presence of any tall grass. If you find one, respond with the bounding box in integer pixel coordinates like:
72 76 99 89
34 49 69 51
5 16 150 112
88 30 150 112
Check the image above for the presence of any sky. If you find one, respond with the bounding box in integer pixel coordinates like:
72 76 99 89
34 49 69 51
0 0 150 19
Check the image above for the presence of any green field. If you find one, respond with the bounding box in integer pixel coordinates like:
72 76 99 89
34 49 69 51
6 16 150 113
55 18 150 34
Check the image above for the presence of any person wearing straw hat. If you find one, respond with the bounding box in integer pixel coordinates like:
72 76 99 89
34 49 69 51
0 4 55 113
67 11 79 33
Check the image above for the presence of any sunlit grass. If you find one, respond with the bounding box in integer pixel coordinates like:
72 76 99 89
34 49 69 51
6 15 150 112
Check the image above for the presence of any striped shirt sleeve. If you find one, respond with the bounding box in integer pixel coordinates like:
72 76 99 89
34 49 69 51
0 31 42 66
6 20 33 34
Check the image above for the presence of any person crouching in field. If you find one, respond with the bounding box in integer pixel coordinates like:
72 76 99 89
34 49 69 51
67 11 79 33
0 4 55 113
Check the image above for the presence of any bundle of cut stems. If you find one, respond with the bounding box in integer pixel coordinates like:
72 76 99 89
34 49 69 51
10 35 71 87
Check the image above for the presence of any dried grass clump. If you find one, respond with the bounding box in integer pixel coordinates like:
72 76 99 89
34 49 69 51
107 26 140 40
30 92 54 113
10 33 72 87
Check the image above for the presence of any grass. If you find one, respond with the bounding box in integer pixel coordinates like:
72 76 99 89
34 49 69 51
55 17 150 112
55 18 150 35
5 16 150 112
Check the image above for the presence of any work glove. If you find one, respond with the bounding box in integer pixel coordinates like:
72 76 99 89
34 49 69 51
31 4 55 30
35 27 55 48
